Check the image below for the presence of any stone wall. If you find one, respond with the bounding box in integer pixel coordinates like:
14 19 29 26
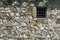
0 1 60 40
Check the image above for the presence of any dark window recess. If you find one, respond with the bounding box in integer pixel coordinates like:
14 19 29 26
37 7 46 18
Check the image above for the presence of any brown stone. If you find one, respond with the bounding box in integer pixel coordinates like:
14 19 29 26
56 18 60 24
6 16 12 20
17 38 22 40
4 26 12 30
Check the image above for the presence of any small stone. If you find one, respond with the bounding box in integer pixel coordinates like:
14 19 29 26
22 2 27 7
15 13 20 16
45 27 49 30
10 13 14 17
40 27 44 30
0 21 3 24
28 16 32 20
5 8 9 10
13 22 19 26
0 7 4 10
6 13 10 16
34 26 39 29
48 19 52 22
30 3 35 6
9 39 14 40
47 35 50 38
57 16 60 18
0 39 3 40
0 34 3 37
16 7 20 10
22 10 26 13
3 20 7 22
20 16 26 20
34 18 37 20
0 19 2 21
6 16 12 20
20 22 27 27
16 38 22 40
15 17 20 20
56 18 60 24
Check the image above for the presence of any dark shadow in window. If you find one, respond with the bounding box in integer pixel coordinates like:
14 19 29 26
37 7 47 18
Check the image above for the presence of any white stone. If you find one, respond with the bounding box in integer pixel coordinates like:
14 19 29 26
34 26 39 29
15 17 20 20
16 7 20 10
3 20 7 22
23 34 27 38
57 16 60 18
0 19 2 21
45 27 49 29
20 16 26 20
30 3 35 6
9 39 14 40
15 13 20 16
21 8 27 13
0 7 4 10
0 39 3 40
12 1 20 6
39 23 42 27
0 10 5 12
5 8 9 10
40 27 44 30
0 22 3 24
15 26 20 29
34 18 37 20
47 35 50 38
6 10 11 12
7 13 10 16
10 13 14 17
20 16 24 19
0 34 3 37
20 22 27 26
48 19 52 22
22 2 27 7
13 22 19 26
14 1 19 4
28 16 32 20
